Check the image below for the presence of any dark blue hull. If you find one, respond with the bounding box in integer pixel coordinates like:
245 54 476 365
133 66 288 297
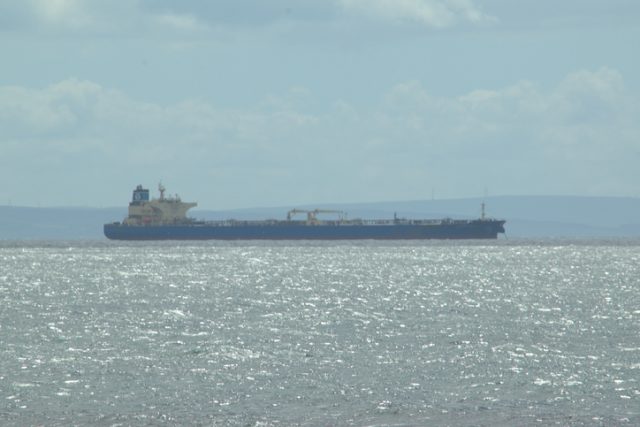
104 220 506 240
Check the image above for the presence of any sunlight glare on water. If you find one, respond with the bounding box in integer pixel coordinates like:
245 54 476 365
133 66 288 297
1 240 639 425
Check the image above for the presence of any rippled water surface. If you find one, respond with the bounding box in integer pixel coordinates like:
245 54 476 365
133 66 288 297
1 240 639 426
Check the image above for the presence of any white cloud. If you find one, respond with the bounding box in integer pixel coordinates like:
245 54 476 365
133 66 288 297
6 0 640 39
0 68 637 207
552 68 627 124
152 13 209 33
379 68 638 195
16 0 141 33
4 0 213 36
338 0 496 28
385 68 631 127
0 79 124 136
3 0 498 38
31 0 93 29
449 0 495 24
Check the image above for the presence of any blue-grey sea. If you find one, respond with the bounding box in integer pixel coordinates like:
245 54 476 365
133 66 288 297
1 240 639 426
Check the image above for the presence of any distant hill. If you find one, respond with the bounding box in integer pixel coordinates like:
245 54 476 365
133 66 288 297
0 206 125 240
1 196 640 240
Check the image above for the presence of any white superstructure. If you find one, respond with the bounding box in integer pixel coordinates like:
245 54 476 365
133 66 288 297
123 184 197 225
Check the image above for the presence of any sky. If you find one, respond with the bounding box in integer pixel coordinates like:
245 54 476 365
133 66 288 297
1 0 639 209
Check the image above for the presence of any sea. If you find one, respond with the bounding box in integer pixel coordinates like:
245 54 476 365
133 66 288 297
1 239 638 426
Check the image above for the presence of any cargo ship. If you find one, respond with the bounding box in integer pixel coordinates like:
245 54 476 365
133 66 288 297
104 184 506 240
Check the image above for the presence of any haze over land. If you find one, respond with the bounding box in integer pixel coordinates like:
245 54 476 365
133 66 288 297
1 1 639 211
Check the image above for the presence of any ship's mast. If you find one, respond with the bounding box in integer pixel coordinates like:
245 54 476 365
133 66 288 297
159 183 166 201
482 186 489 221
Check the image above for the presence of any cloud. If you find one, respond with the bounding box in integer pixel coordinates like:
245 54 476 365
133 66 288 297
2 0 497 38
1 0 209 36
552 68 627 124
7 0 140 34
380 68 638 193
2 1 317 35
6 0 640 39
151 12 209 33
33 0 92 29
338 0 497 28
0 68 637 207
385 68 630 124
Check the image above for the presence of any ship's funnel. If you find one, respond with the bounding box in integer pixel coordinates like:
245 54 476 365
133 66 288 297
132 185 150 203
